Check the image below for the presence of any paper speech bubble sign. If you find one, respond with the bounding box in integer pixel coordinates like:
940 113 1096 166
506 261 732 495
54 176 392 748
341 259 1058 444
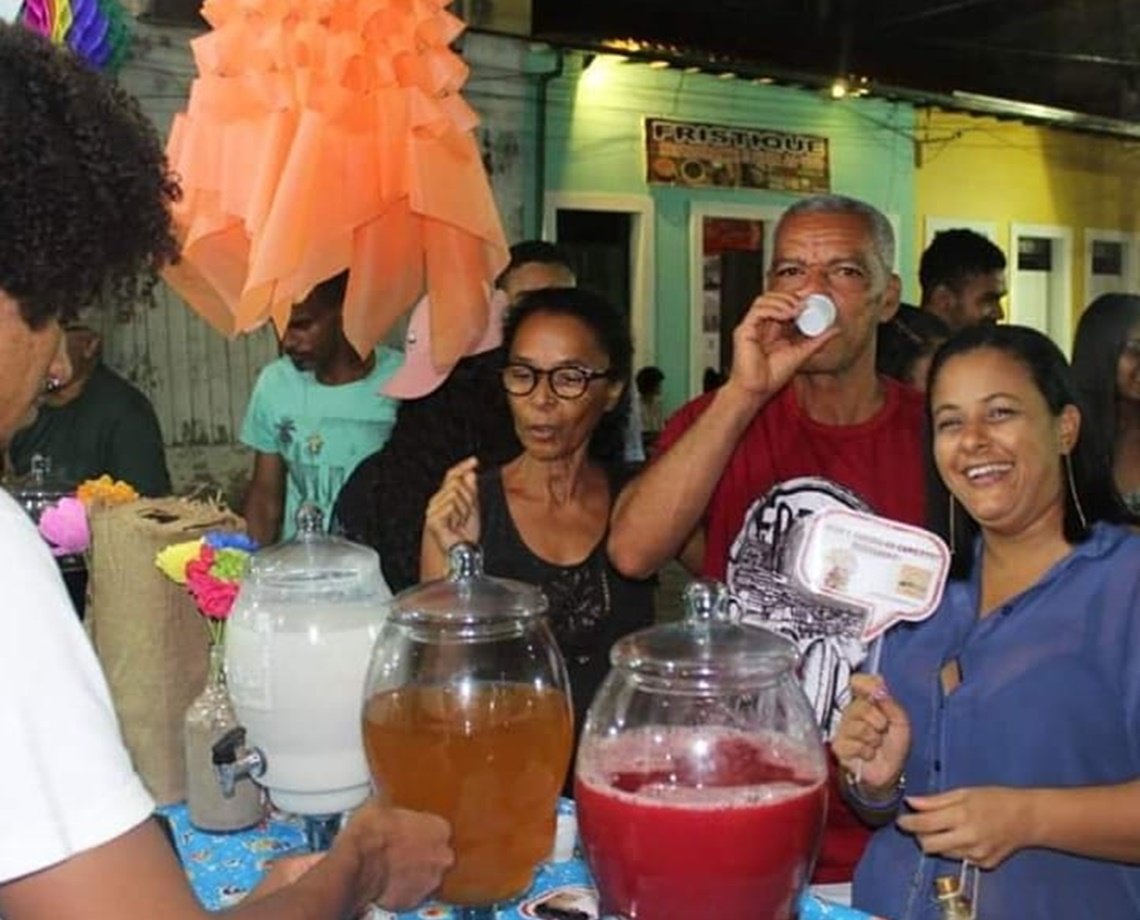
782 508 950 643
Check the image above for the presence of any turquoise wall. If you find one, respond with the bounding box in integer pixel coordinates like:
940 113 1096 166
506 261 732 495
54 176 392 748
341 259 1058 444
543 54 918 412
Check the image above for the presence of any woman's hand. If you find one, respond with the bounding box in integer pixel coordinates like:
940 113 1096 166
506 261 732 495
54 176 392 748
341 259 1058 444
898 787 1037 870
833 674 911 795
424 457 480 555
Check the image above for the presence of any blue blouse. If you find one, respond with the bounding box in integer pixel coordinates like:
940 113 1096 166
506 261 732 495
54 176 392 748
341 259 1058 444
853 523 1140 920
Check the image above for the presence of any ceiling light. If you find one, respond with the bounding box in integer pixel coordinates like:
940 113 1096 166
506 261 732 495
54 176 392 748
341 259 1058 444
717 71 737 80
829 77 849 99
648 60 670 70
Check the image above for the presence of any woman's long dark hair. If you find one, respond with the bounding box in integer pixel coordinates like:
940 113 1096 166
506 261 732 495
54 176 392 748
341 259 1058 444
502 287 633 465
926 324 1137 578
1071 293 1140 471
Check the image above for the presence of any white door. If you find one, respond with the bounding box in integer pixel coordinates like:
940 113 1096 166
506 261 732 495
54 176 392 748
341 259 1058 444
1084 230 1135 305
1010 224 1074 356
688 202 785 396
543 192 656 369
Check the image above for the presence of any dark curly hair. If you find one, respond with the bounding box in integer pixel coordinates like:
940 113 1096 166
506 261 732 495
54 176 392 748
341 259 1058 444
0 24 180 329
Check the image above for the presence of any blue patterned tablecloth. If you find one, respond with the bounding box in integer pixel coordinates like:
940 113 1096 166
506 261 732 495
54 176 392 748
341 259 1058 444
159 802 879 919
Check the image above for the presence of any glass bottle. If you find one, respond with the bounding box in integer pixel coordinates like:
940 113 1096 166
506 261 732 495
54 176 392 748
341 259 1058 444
934 874 977 920
184 642 264 832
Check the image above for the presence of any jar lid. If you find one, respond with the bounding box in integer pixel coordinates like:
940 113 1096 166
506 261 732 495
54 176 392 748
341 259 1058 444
4 454 74 522
243 503 384 602
387 542 547 627
612 580 797 684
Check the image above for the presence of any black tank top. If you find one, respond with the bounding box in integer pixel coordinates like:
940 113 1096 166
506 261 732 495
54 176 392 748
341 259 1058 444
478 468 655 792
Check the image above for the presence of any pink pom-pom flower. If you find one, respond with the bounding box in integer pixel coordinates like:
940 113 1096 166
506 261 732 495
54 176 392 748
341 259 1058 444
38 497 91 556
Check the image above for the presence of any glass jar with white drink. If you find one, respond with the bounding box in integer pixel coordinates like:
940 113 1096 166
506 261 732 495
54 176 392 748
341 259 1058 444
223 504 391 848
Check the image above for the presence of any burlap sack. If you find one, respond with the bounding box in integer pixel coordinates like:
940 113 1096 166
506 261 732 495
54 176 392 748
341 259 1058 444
86 497 243 804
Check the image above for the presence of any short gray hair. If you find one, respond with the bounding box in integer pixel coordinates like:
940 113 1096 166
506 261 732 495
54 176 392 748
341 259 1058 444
776 194 895 280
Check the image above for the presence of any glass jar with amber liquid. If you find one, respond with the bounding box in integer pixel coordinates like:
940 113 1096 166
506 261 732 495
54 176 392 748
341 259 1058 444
361 543 572 914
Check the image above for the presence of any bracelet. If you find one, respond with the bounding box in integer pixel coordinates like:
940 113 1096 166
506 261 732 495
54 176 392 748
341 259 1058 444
843 769 905 812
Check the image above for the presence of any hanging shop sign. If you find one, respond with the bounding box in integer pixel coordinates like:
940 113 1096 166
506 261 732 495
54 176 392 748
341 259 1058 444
645 117 830 193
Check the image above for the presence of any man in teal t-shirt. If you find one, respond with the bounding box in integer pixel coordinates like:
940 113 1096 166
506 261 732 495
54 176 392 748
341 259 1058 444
240 271 401 544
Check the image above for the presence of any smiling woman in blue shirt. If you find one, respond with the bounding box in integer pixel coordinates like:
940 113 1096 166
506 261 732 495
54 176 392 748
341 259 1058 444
833 323 1140 920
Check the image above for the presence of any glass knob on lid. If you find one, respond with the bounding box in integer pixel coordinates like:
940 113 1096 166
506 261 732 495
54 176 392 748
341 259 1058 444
294 501 324 537
611 578 799 688
384 541 548 632
239 502 386 605
5 453 75 524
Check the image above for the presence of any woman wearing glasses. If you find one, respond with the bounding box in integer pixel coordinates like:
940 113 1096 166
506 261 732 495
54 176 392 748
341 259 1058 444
421 287 655 789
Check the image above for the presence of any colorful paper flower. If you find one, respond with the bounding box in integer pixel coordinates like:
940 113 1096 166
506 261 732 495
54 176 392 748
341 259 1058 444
37 496 90 556
76 474 138 508
155 531 257 644
205 532 258 553
155 538 205 585
14 0 132 72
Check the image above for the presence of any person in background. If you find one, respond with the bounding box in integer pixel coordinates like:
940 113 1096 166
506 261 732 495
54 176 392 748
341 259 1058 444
835 324 1140 920
0 22 451 920
608 194 926 889
1072 292 1140 512
421 288 654 794
916 228 1007 332
8 313 171 496
701 367 725 392
635 365 665 452
240 270 402 546
875 307 949 392
332 240 577 591
877 229 1005 383
7 312 172 619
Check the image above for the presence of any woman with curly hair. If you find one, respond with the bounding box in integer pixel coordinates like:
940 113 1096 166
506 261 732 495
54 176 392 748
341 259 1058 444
0 23 451 920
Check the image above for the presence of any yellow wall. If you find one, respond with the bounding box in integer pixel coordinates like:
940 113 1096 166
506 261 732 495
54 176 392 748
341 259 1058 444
914 108 1140 319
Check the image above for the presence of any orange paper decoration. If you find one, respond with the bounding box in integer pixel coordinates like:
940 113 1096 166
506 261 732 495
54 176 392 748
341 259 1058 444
164 0 509 366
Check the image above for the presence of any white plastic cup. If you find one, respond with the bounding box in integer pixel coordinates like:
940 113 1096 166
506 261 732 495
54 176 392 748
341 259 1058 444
796 293 837 337
548 810 578 862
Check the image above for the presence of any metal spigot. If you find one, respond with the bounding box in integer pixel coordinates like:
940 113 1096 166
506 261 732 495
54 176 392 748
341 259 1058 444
211 727 265 798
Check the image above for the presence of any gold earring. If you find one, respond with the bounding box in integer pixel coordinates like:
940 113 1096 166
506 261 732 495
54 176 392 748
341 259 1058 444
1064 452 1088 532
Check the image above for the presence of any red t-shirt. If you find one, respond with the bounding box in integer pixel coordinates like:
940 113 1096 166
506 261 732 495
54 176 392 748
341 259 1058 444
655 378 927 883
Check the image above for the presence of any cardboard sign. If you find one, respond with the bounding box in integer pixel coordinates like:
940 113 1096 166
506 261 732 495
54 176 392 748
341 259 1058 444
782 508 950 642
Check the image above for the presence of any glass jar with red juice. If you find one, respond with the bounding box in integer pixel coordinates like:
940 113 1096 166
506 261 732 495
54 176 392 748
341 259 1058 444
575 581 828 920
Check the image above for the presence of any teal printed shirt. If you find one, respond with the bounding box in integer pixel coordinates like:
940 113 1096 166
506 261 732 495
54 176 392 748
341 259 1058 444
240 347 402 539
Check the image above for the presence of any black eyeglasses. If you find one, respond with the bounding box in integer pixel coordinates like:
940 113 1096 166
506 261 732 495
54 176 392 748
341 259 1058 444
501 363 611 400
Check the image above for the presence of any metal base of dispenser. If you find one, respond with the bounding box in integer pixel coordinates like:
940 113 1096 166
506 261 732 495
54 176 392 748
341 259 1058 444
303 813 343 852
